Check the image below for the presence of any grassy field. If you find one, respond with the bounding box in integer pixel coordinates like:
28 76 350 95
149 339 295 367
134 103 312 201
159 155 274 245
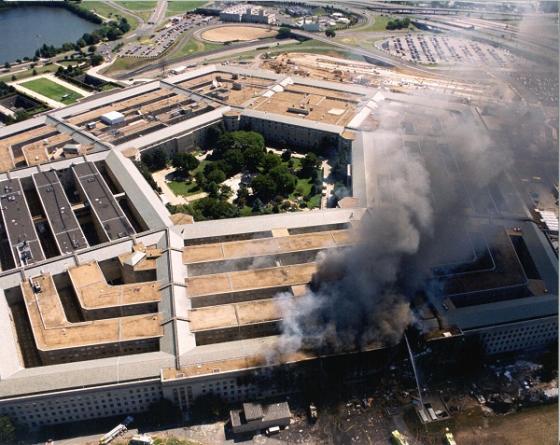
166 0 206 16
119 1 157 11
118 1 156 21
0 64 56 83
81 1 139 30
21 78 83 104
173 38 223 59
209 40 365 63
168 180 201 196
104 56 151 74
355 14 417 32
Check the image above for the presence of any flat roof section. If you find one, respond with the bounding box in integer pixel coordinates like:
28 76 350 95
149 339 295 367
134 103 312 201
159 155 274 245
186 263 317 298
32 170 88 254
0 179 45 267
118 243 162 272
21 273 163 352
183 229 352 264
72 162 135 241
68 261 160 309
189 298 283 332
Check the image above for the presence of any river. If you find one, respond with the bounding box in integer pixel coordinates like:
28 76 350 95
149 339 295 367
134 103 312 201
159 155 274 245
0 6 99 63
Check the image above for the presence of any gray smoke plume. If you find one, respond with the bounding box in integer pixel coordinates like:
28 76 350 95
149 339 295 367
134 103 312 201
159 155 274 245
271 10 557 357
276 132 433 354
274 100 515 356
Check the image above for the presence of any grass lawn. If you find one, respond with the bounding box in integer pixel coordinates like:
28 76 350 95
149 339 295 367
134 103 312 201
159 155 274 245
172 38 223 59
354 15 417 32
119 1 157 11
168 179 201 196
210 40 364 63
0 64 56 83
104 56 151 74
166 0 207 16
290 174 322 209
80 1 139 30
20 78 83 104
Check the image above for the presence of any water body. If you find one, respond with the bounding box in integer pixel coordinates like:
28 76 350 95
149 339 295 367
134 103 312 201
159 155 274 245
0 6 99 63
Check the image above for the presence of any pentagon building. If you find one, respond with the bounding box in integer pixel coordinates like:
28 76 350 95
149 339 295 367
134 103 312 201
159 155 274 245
0 65 555 429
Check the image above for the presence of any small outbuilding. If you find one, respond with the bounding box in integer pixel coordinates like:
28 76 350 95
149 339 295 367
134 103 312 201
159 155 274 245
101 111 125 126
229 402 291 435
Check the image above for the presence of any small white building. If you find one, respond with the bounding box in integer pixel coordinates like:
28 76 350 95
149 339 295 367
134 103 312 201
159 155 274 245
101 111 125 126
170 65 186 75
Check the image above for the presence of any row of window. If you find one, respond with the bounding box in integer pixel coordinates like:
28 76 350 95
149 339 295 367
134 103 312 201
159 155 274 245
1 387 162 427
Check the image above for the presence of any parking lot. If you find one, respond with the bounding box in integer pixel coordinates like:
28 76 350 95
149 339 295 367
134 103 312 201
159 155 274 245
120 14 219 58
379 33 517 66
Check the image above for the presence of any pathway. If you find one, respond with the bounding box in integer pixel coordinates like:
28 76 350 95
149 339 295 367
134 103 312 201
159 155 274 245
152 167 187 205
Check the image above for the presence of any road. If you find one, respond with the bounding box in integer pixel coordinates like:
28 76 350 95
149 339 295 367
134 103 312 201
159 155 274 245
115 38 299 80
148 0 168 27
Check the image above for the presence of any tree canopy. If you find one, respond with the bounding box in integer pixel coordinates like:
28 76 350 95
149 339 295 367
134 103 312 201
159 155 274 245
172 152 199 176
141 148 168 171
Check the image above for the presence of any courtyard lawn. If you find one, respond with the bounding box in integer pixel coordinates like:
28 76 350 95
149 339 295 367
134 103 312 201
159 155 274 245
20 78 83 104
168 180 201 197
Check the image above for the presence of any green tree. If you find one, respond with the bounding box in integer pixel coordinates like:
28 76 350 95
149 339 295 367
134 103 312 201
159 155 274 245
172 152 199 177
223 149 244 174
277 27 292 39
301 152 320 175
206 181 219 198
251 174 277 202
262 152 282 171
216 130 264 155
195 171 207 189
3 62 10 69
90 54 104 66
206 168 226 184
325 29 336 38
236 184 250 207
281 150 292 162
244 145 266 172
142 148 168 171
0 416 15 444
269 165 297 195
192 197 239 220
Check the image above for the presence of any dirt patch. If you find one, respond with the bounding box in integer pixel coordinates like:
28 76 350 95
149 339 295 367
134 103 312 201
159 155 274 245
201 25 277 43
453 404 558 445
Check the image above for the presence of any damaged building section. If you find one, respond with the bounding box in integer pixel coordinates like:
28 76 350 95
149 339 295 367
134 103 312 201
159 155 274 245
0 61 554 433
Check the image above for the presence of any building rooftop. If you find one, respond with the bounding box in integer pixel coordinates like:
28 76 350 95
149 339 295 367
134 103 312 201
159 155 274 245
436 227 536 307
183 229 352 264
68 261 160 309
186 263 317 298
21 273 163 352
118 243 162 272
72 162 135 241
32 170 89 254
189 298 283 332
0 178 45 267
